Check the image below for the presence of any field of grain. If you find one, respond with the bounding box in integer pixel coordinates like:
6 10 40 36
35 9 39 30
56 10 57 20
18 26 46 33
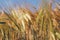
0 0 60 40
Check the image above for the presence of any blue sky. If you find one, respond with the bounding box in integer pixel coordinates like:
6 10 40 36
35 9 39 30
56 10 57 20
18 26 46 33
0 0 60 10
0 0 40 9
